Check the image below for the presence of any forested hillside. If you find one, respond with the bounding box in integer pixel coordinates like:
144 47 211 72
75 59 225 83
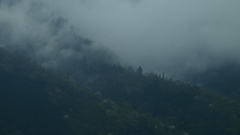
1 47 240 135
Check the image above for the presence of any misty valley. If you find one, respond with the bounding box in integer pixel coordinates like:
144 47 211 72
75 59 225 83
1 0 240 135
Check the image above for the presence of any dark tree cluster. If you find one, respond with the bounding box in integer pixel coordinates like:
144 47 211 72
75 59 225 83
1 47 240 135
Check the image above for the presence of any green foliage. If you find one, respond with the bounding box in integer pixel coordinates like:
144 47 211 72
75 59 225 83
78 59 240 135
0 48 179 135
1 47 240 135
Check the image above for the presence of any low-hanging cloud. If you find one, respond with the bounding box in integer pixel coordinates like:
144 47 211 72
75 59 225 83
0 0 116 69
0 0 240 78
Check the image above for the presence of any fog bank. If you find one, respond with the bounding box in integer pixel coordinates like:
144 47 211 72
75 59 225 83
0 0 240 78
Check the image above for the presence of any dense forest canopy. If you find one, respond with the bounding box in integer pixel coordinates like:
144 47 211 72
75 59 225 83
1 47 240 135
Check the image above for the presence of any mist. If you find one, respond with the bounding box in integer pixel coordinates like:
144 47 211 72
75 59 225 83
0 0 240 79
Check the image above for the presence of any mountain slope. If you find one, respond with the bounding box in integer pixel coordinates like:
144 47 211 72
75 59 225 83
0 48 182 135
1 47 240 135
74 61 240 135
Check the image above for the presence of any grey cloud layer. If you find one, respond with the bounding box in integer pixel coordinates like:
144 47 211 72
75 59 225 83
0 0 240 77
0 0 116 71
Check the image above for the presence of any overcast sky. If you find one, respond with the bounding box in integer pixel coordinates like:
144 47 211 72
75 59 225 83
1 0 240 77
